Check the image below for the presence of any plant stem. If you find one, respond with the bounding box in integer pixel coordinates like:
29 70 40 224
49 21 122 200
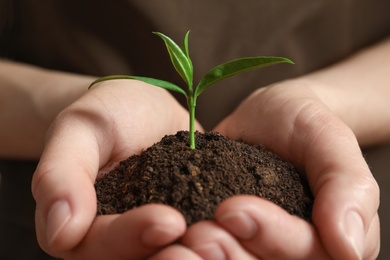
188 95 196 149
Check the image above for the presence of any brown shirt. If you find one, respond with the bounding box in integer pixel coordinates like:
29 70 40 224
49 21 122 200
1 0 390 128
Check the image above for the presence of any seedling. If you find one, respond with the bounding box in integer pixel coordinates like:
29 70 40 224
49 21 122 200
89 31 293 149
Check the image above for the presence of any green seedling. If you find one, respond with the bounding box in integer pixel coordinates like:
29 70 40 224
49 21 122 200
89 31 293 149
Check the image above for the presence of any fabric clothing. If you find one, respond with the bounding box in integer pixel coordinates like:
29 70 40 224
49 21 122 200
2 0 390 128
0 160 53 259
1 1 390 259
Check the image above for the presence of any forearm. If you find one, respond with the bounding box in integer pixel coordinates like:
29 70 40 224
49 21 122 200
0 60 94 159
297 37 390 147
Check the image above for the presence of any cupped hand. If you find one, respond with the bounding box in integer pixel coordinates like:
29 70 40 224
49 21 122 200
32 80 203 259
182 80 379 259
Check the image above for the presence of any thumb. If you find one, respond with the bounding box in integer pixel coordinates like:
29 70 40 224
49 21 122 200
32 111 104 256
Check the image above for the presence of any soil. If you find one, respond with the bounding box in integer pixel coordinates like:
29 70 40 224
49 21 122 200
95 131 313 225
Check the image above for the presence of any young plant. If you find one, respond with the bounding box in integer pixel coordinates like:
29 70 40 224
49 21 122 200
89 31 293 149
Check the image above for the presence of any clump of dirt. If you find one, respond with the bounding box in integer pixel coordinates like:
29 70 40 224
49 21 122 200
95 131 313 225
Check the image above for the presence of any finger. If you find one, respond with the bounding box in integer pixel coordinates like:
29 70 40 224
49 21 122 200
289 101 380 259
32 110 106 255
310 152 380 260
66 205 186 260
181 221 257 260
215 195 330 259
363 213 380 259
148 244 202 260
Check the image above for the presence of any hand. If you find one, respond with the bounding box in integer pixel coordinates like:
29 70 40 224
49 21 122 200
32 80 203 259
180 80 379 259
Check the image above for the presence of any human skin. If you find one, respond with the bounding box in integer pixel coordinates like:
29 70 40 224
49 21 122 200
180 37 390 259
208 83 380 259
31 80 199 259
0 60 93 158
2 37 390 258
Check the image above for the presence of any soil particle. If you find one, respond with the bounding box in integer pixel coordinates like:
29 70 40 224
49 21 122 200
95 131 313 225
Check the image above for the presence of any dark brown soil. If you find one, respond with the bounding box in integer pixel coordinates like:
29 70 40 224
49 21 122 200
95 131 313 225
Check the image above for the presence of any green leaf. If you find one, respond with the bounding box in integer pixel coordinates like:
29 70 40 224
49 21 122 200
88 75 187 96
181 31 191 58
153 32 193 87
195 56 294 97
88 75 131 89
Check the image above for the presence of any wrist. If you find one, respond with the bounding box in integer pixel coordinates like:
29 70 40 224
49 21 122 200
35 70 93 125
284 76 390 146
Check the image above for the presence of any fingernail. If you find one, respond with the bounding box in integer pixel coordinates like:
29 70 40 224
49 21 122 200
193 243 226 260
46 200 71 246
218 211 257 240
344 210 364 259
